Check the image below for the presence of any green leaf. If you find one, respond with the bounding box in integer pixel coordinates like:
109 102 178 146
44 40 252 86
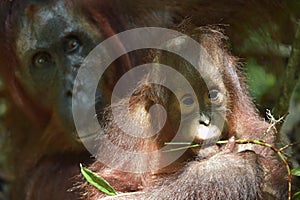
292 167 300 176
293 191 300 200
80 164 117 196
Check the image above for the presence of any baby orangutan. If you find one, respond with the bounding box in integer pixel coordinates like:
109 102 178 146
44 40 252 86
80 29 287 200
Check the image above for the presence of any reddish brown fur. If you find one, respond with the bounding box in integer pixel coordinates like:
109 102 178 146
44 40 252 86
81 30 287 200
0 1 292 199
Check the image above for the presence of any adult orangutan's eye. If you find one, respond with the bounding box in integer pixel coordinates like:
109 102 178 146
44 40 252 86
32 52 52 68
64 36 81 53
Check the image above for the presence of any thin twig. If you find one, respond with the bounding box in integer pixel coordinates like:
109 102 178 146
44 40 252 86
164 144 201 152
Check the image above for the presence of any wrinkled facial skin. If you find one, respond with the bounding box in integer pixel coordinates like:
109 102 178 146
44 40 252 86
15 1 103 133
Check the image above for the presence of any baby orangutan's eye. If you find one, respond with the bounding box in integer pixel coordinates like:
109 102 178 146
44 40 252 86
181 95 195 106
208 89 220 102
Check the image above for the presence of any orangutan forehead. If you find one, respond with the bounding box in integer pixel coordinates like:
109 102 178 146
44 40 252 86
16 1 100 59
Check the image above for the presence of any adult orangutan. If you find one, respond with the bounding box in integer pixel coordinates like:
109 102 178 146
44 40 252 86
0 0 173 199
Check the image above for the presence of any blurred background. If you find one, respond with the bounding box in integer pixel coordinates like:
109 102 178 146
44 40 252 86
0 0 300 199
